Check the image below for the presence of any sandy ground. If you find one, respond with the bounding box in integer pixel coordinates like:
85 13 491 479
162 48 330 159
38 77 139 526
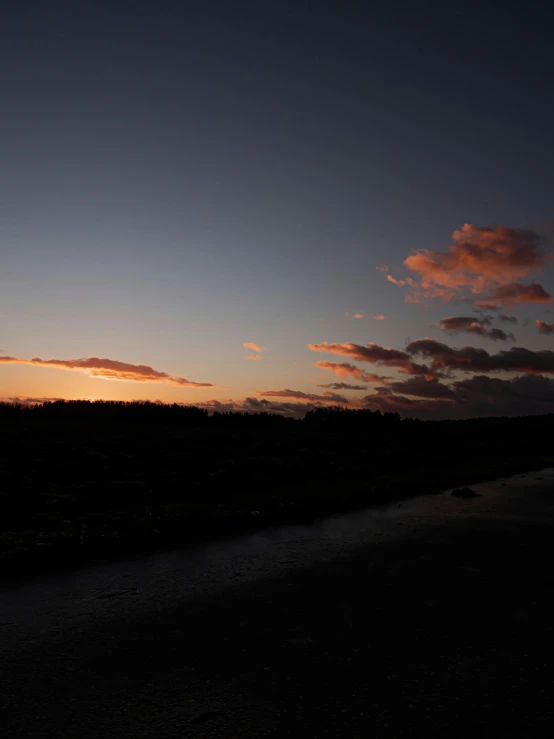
2 469 554 737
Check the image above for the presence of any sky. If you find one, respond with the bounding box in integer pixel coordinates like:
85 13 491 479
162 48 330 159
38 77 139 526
2 0 554 419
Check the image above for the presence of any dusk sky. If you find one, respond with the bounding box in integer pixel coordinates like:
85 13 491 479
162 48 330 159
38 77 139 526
2 1 554 418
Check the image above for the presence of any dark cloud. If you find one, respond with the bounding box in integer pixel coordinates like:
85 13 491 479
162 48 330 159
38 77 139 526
437 316 514 342
258 388 349 404
362 374 554 419
407 339 554 375
195 397 327 419
475 282 552 309
384 376 457 399
317 382 368 391
498 314 518 324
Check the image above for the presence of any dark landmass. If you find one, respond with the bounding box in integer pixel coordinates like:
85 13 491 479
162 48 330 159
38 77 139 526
2 400 554 577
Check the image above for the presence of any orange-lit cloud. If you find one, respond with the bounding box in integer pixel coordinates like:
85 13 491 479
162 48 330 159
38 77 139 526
537 319 554 335
314 360 388 383
406 224 548 290
437 316 514 342
245 354 263 361
352 313 364 319
386 224 551 306
0 356 214 387
309 342 432 376
258 388 349 404
243 342 263 353
371 314 386 320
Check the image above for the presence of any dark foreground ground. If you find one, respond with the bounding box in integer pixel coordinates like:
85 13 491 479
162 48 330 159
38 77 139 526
2 473 554 738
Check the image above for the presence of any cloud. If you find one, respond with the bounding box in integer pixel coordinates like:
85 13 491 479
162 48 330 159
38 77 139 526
437 316 515 342
376 264 389 272
384 376 457 399
194 397 324 419
407 339 554 375
317 382 368 391
352 313 364 319
537 319 554 335
498 314 518 324
245 354 263 361
406 224 549 290
361 373 554 419
361 391 456 418
371 314 386 321
243 342 262 353
3 396 64 406
258 388 349 404
314 361 388 383
474 282 552 309
309 342 432 377
0 356 215 387
386 224 551 306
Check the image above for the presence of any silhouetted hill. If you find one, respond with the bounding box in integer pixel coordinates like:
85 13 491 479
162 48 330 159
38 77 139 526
1 400 553 577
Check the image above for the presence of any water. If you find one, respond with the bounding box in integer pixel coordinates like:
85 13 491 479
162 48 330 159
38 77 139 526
1 468 553 639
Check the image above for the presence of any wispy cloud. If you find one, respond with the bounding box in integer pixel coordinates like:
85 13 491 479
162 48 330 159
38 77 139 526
498 314 518 324
0 356 215 387
314 360 388 383
317 382 368 391
243 342 263 353
537 319 554 335
309 342 432 377
258 388 349 404
245 354 264 361
371 314 386 321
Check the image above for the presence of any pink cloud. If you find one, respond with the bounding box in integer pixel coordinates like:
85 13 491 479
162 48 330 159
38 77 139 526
371 314 386 321
0 356 215 387
406 224 548 290
386 224 551 306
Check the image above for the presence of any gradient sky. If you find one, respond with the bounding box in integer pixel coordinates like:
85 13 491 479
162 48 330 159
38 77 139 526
2 1 554 417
